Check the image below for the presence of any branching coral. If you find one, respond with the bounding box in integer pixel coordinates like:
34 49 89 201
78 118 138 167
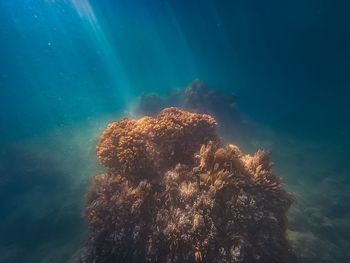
81 107 294 263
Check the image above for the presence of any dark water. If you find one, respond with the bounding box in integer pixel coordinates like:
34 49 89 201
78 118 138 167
0 1 349 262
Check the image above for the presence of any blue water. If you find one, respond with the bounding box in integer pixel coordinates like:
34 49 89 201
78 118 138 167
0 1 349 262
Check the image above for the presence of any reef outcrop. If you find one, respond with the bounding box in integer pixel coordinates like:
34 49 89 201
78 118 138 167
132 80 254 144
80 107 293 263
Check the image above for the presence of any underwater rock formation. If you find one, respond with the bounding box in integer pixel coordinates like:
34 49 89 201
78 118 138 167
133 80 238 118
81 107 293 263
132 80 254 144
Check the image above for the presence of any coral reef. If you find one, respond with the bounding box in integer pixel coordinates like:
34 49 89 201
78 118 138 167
131 80 254 144
81 107 293 263
96 108 218 181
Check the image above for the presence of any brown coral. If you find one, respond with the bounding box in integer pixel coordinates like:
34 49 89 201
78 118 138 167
81 108 294 263
132 80 253 145
96 107 218 181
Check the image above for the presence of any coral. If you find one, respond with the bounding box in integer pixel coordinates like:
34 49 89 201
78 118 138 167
96 107 218 181
132 80 254 144
81 108 293 263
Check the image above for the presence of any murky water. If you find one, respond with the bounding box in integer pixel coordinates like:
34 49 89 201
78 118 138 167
0 1 349 262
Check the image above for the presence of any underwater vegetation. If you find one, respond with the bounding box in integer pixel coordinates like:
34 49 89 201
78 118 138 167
80 107 294 263
132 80 254 144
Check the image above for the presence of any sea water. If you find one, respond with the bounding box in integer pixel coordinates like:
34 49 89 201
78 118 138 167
0 1 349 262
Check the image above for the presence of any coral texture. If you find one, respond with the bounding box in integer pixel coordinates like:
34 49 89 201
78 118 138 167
132 80 253 144
96 108 218 181
81 108 293 263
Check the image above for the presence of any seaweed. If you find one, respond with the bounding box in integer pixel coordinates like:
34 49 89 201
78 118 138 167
132 80 254 144
80 108 294 263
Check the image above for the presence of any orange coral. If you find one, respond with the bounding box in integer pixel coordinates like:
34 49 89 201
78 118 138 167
133 80 253 144
81 108 294 263
97 107 218 181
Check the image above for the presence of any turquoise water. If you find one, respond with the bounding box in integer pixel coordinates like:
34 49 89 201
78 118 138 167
0 1 349 262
